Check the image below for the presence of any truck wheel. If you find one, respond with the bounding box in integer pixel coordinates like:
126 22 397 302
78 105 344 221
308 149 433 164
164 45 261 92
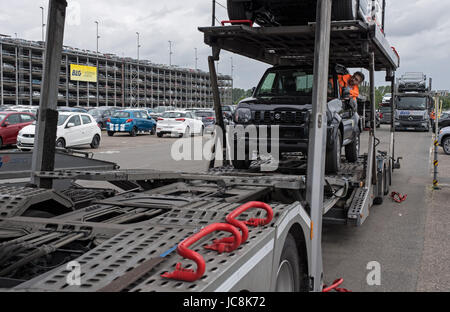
325 130 342 174
275 234 301 292
345 131 360 163
227 0 247 21
442 137 450 155
332 0 358 21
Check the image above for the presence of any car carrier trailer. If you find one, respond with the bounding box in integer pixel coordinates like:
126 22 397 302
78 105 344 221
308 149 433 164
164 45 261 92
0 0 399 292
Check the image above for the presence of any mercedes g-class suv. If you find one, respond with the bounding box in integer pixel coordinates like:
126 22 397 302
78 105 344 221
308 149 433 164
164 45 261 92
232 65 362 173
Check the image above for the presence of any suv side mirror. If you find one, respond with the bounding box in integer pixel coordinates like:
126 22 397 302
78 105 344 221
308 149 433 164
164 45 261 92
66 122 75 128
2 122 9 127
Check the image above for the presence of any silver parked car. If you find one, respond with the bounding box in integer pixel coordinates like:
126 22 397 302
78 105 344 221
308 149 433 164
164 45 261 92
438 127 450 155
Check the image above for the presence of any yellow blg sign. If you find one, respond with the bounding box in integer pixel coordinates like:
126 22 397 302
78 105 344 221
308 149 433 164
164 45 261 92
70 64 97 82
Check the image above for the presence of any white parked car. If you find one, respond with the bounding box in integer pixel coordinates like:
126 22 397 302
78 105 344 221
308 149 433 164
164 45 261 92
156 111 204 138
17 112 101 150
382 93 392 104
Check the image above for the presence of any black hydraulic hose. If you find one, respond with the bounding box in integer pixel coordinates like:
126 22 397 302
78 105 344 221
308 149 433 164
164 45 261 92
0 233 84 277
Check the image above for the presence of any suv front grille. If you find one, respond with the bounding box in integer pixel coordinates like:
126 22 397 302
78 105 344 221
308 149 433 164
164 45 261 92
253 110 307 125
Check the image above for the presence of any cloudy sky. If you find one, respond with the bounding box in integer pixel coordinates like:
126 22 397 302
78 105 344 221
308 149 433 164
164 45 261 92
1 0 449 90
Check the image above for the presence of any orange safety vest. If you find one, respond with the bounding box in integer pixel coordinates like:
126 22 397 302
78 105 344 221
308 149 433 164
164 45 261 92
338 74 359 100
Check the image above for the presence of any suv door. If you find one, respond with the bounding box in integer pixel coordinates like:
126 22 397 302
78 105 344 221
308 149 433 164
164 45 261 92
2 113 22 144
64 115 82 146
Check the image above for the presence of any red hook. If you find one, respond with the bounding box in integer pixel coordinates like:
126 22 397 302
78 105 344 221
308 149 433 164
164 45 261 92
204 201 273 252
323 278 351 292
161 223 242 282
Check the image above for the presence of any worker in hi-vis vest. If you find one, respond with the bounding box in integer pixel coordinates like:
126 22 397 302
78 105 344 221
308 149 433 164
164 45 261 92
338 71 365 110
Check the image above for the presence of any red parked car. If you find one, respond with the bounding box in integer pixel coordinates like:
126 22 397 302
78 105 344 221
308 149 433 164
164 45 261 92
0 111 36 148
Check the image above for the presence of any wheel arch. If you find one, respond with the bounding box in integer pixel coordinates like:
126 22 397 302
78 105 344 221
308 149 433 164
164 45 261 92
287 222 309 287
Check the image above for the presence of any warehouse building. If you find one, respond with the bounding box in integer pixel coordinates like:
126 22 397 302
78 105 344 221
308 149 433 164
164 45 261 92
0 35 232 108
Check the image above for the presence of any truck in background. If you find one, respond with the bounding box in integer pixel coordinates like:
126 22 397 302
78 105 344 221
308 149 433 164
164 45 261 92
394 72 432 131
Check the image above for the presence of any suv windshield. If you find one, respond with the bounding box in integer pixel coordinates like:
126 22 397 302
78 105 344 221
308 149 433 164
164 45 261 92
396 97 427 110
256 70 314 97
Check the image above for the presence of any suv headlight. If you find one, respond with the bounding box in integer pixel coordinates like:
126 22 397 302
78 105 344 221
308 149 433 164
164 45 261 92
234 108 252 124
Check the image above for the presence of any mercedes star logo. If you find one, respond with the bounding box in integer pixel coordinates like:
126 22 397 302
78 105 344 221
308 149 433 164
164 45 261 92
408 116 414 121
275 113 281 120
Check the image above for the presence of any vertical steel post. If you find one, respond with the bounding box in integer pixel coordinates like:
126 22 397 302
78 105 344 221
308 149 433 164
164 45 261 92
31 0 67 188
369 52 377 185
208 52 226 167
212 0 216 26
433 96 439 189
390 72 396 171
306 0 332 292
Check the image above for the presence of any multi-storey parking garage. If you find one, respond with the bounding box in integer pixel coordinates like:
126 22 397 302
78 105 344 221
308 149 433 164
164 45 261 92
0 35 232 108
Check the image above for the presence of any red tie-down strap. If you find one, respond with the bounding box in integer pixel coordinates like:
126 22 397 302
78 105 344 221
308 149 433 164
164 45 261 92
204 201 273 253
161 223 242 282
323 278 352 292
390 192 407 203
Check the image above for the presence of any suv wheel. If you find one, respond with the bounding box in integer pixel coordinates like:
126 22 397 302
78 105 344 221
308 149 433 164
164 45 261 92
107 131 115 137
129 127 137 137
332 0 358 21
227 0 247 21
150 125 156 135
345 130 360 163
325 130 342 174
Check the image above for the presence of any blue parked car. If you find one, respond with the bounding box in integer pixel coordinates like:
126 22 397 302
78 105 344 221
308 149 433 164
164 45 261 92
106 109 156 137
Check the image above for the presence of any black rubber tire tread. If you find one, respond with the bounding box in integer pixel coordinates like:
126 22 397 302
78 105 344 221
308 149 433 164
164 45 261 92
332 0 358 21
276 233 301 292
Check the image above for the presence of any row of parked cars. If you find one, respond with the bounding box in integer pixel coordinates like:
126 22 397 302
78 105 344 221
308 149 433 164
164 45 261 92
0 104 234 151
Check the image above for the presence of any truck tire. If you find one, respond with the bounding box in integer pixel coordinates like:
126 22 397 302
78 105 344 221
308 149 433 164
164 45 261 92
332 0 358 21
345 131 360 163
275 234 302 292
325 130 342 174
227 0 247 21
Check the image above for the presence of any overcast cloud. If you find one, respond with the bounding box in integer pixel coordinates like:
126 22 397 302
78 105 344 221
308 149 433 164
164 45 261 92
1 0 450 90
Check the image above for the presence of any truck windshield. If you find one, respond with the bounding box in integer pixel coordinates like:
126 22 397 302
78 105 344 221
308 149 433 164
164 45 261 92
396 97 427 110
255 70 314 97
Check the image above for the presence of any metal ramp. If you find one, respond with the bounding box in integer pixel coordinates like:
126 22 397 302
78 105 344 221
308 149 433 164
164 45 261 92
199 21 399 70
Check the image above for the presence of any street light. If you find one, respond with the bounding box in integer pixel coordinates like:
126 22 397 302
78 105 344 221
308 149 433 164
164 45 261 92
136 32 141 60
40 6 45 41
94 21 100 53
168 40 173 66
194 48 198 70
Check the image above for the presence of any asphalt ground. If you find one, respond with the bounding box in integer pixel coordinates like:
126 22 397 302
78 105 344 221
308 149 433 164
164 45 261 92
3 125 447 291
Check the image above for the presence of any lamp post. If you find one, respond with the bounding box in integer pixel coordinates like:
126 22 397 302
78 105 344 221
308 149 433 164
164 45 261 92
40 6 46 41
94 21 100 53
195 48 198 70
136 32 141 60
168 40 173 66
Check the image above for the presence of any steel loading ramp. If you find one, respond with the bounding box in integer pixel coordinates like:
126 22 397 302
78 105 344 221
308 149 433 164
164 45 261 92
199 21 399 70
